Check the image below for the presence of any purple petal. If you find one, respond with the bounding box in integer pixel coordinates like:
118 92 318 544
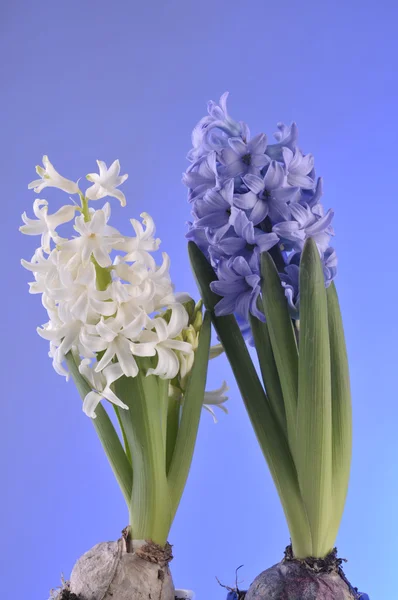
228 137 247 155
254 232 279 252
218 236 246 255
243 173 264 194
305 208 334 235
290 203 310 227
263 161 285 190
249 200 269 225
233 191 258 209
248 132 267 154
214 295 238 316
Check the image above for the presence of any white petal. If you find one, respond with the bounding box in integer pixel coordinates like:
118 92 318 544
130 342 157 357
162 339 193 354
167 303 188 338
83 390 102 418
122 311 147 339
102 362 124 386
147 346 179 379
95 344 116 371
102 386 129 411
115 337 139 378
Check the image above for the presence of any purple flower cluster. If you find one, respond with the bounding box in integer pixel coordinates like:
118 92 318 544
183 92 337 332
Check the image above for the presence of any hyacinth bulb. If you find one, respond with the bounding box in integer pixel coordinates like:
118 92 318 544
69 539 175 600
243 547 361 600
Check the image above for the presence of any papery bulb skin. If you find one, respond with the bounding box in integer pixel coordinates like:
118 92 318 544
69 538 175 600
244 547 360 600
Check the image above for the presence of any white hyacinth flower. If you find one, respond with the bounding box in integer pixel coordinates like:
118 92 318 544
137 304 193 380
203 381 229 422
86 159 128 206
114 252 175 314
20 199 77 253
62 204 124 267
53 262 117 323
38 318 94 370
81 312 150 378
118 212 160 265
21 158 200 418
28 155 80 195
78 358 128 418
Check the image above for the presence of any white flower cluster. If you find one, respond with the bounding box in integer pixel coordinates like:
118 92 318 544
20 157 200 418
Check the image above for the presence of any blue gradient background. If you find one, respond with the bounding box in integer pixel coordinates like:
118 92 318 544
3 1 397 598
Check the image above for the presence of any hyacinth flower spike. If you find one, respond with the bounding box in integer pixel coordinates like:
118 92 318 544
21 157 228 600
185 93 369 599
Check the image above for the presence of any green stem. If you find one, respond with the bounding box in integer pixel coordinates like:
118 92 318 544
80 193 90 222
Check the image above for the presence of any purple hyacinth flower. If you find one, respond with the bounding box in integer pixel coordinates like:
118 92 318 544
239 161 298 225
214 208 279 270
301 176 323 208
322 246 338 286
226 592 239 600
192 179 235 242
210 256 264 321
282 147 315 189
218 132 270 179
187 92 243 161
265 122 299 161
236 314 255 346
273 202 334 253
183 152 219 202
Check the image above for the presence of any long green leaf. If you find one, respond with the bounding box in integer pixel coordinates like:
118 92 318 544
168 311 211 519
113 405 132 465
114 365 171 546
297 238 332 557
249 314 287 438
260 252 299 452
65 352 133 506
325 281 352 545
188 242 312 557
166 395 181 474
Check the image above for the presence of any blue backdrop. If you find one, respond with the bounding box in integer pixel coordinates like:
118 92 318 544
2 1 397 598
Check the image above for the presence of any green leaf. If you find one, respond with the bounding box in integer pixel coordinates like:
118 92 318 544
157 376 170 459
113 405 132 465
113 365 171 546
166 395 181 474
325 282 352 545
249 314 287 438
296 238 332 556
65 352 133 507
168 311 211 519
188 242 312 557
260 252 299 451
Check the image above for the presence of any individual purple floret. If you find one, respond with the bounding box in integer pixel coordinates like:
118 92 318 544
212 208 278 271
183 92 337 326
210 256 264 322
